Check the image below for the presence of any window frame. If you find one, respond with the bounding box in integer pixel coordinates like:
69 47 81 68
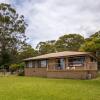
28 61 33 68
68 56 85 67
38 60 47 68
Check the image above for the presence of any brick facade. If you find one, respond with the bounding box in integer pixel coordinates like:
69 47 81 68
24 68 47 77
47 70 97 79
24 68 97 79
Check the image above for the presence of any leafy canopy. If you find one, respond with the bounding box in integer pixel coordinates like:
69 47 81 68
0 3 27 66
80 31 100 52
55 34 84 51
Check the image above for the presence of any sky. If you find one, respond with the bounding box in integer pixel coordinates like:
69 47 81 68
0 0 100 48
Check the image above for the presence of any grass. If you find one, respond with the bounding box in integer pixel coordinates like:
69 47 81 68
0 76 100 100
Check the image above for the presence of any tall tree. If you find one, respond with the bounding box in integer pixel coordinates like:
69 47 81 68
36 40 56 54
80 31 100 52
55 34 84 51
0 3 27 66
18 44 38 61
80 31 100 69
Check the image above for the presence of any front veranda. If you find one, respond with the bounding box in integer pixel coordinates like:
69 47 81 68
25 55 98 79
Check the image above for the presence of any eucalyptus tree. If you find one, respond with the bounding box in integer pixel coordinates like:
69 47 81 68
0 3 27 66
36 40 56 54
55 34 85 51
80 31 100 69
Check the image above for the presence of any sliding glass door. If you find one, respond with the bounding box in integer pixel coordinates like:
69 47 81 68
56 58 65 70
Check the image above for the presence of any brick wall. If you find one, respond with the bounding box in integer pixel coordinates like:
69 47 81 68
25 68 97 79
47 70 97 79
24 68 47 77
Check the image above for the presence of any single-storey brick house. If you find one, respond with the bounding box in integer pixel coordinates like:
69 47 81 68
24 51 98 79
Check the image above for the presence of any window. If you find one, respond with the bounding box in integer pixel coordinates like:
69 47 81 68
68 56 85 67
41 60 47 67
32 61 36 68
25 61 36 68
28 61 33 68
38 60 47 68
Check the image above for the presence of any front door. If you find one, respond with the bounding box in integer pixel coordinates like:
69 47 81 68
56 58 65 70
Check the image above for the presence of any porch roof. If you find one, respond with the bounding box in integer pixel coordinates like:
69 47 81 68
24 51 94 61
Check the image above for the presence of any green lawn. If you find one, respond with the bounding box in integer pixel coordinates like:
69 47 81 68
0 76 100 100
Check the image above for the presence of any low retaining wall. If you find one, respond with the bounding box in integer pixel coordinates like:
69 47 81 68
47 70 97 79
24 68 47 77
24 68 97 79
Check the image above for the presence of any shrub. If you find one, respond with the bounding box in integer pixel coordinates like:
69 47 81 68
9 64 19 74
18 69 24 76
9 63 25 74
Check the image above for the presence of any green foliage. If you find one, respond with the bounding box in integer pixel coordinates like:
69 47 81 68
9 63 25 74
55 34 84 51
80 31 100 52
17 63 25 76
0 50 11 66
79 31 100 69
18 44 38 61
9 64 19 72
36 40 56 54
18 62 25 69
36 34 84 55
0 3 27 65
